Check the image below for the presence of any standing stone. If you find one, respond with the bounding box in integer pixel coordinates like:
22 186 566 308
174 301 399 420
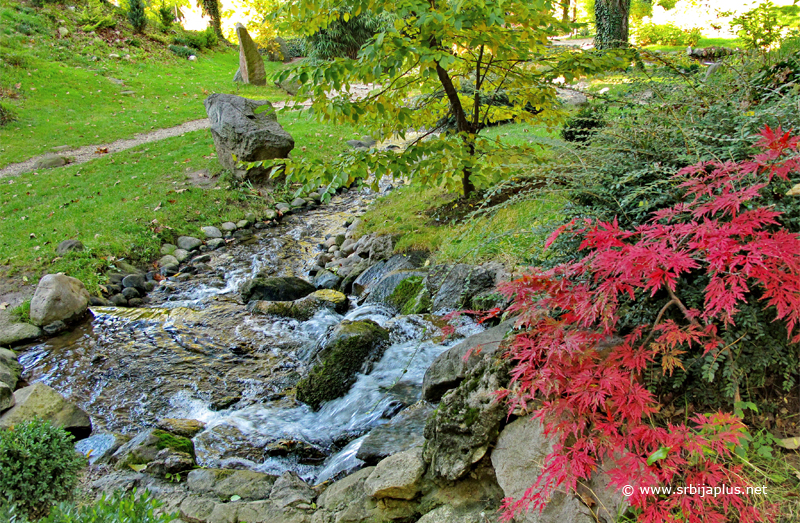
235 23 266 86
29 273 90 326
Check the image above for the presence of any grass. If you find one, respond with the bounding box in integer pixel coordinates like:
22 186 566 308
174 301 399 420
641 36 745 53
0 0 289 167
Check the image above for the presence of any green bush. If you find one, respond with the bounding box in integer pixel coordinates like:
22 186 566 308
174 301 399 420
168 44 194 58
127 0 147 33
172 30 212 50
285 37 307 58
635 22 701 47
203 26 218 48
560 104 606 143
157 3 174 30
305 9 392 59
1 490 179 523
0 420 85 519
78 1 117 32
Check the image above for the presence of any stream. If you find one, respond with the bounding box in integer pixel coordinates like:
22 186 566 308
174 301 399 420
17 188 481 484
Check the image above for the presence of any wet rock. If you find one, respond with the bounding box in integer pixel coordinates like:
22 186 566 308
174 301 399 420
313 269 342 290
74 432 127 464
202 226 223 239
55 239 84 255
147 447 197 478
296 320 390 410
178 236 203 251
357 401 433 465
0 322 41 346
423 320 514 402
194 422 267 466
210 395 240 411
187 468 277 501
111 428 195 470
240 276 315 303
122 287 141 300
352 252 427 296
266 439 327 464
29 273 90 326
423 353 511 481
0 382 92 439
174 248 191 263
161 243 178 255
42 320 67 336
204 93 294 181
237 219 250 229
365 446 426 500
365 270 428 311
128 298 144 307
425 264 498 312
89 296 111 306
248 289 348 321
269 471 316 508
0 383 14 412
157 418 207 438
291 197 306 208
235 23 266 85
122 273 146 291
0 349 22 389
109 294 128 306
159 254 179 267
207 238 226 250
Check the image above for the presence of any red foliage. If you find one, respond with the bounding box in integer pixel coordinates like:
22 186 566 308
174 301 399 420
498 126 800 523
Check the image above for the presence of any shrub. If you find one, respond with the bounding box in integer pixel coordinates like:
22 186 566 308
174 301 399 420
0 420 85 519
203 26 218 48
285 37 307 58
635 22 701 47
560 104 606 143
730 0 798 50
173 30 210 50
127 0 147 33
305 10 391 59
499 126 797 523
42 490 179 523
168 44 194 58
157 3 174 30
78 1 117 32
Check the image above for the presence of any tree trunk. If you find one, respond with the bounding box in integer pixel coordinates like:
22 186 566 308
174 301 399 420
561 0 570 24
434 59 476 198
594 0 631 50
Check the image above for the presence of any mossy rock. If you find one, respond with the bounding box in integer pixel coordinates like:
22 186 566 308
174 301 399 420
112 428 195 470
387 276 431 315
248 289 348 320
240 276 315 304
296 320 390 410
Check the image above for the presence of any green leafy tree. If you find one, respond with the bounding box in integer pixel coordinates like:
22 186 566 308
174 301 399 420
274 0 630 198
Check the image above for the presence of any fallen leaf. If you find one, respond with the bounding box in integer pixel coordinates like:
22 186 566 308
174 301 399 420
95 147 109 155
0 302 8 310
153 202 161 212
129 463 147 472
778 436 800 450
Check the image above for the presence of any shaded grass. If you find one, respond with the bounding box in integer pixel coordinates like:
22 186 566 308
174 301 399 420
642 36 745 53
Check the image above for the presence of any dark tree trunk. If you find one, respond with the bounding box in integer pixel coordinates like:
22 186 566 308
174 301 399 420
561 0 571 24
594 0 631 50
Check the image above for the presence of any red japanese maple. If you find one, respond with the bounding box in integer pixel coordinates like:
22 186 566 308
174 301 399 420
498 126 799 522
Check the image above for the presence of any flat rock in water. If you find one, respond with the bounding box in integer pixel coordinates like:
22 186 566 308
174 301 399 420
157 418 206 438
187 468 277 501
0 382 92 440
357 401 433 465
240 276 315 303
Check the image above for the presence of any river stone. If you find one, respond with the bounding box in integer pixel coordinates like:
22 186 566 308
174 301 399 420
207 238 226 250
0 382 92 439
364 446 426 500
221 221 237 231
240 276 315 303
416 505 489 523
291 197 306 208
173 248 191 263
29 273 90 326
33 154 68 170
111 428 195 470
161 243 178 255
235 23 266 86
423 353 512 481
248 289 348 321
236 219 250 229
352 252 428 296
116 260 143 275
202 226 223 239
364 270 428 310
177 236 203 251
296 320 390 410
147 447 197 478
204 93 294 181
313 269 342 290
157 418 207 438
0 349 22 385
122 273 146 291
269 471 316 508
264 209 278 220
423 320 514 402
55 239 84 255
425 264 498 313
188 468 278 501
490 417 595 523
357 401 433 465
317 466 378 522
0 322 41 346
75 432 127 464
0 383 14 412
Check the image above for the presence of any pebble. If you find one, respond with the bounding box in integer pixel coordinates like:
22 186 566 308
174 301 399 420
201 226 222 239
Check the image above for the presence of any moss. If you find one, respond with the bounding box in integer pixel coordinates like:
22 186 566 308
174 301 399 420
389 276 424 308
402 287 431 315
296 320 390 410
153 429 195 457
462 407 481 426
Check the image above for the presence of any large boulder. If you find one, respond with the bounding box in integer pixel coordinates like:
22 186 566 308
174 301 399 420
204 93 294 181
240 276 315 304
424 264 499 312
363 270 428 311
296 320 389 410
357 401 434 465
234 23 266 85
187 468 277 501
364 446 426 500
0 382 92 439
423 320 514 402
29 273 90 326
247 289 348 320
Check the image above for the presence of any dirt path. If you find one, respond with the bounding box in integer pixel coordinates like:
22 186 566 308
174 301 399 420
0 99 312 180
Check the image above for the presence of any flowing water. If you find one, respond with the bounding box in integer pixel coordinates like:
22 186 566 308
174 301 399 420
18 189 481 484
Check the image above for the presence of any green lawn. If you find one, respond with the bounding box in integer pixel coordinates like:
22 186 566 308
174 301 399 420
641 36 745 53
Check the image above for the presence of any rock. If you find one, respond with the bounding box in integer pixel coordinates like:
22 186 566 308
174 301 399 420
111 428 195 470
42 320 67 336
147 447 197 478
276 202 291 213
425 264 498 312
33 154 68 170
240 276 315 303
248 289 348 321
207 238 226 250
187 468 277 501
423 353 512 481
416 505 489 523
296 320 390 410
122 287 140 300
29 273 90 326
236 219 250 229
269 471 316 508
291 197 306 208
116 260 143 275
221 221 237 231
556 87 588 106
204 93 294 181
122 273 146 291
365 446 426 500
364 270 428 311
157 418 207 438
55 239 84 255
423 320 514 402
313 269 342 290
0 349 22 388
161 243 178 255
346 136 377 149
352 252 428 296
58 26 69 37
159 255 180 267
317 466 378 521
275 76 301 96
235 23 266 85
0 322 42 346
0 383 14 412
357 401 433 465
202 226 223 239
263 209 278 220
0 382 92 439
109 294 128 306
177 236 203 251
491 417 597 523
74 432 127 464
173 248 191 263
